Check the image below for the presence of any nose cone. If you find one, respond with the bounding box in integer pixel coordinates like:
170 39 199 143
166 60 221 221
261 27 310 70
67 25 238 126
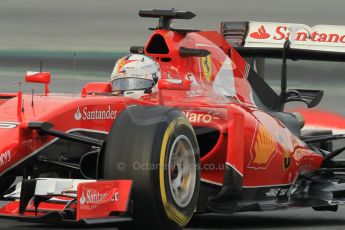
0 124 20 173
0 123 18 144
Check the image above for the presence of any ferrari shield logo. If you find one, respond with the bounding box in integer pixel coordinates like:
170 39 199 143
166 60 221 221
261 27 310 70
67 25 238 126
283 148 291 170
201 55 212 82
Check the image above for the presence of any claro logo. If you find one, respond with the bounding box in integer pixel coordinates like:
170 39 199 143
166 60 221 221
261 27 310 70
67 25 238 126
182 111 218 124
79 190 119 205
74 106 117 121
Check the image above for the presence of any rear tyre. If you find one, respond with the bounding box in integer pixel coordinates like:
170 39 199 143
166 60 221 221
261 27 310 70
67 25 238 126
103 106 200 230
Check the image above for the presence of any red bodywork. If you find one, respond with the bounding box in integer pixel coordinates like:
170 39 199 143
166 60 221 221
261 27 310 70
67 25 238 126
0 23 325 220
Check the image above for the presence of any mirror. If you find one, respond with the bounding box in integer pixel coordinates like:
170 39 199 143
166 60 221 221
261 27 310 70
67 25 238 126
25 72 51 84
25 72 51 96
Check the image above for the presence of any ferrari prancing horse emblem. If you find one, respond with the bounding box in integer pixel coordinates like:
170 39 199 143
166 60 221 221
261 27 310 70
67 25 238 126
201 55 212 82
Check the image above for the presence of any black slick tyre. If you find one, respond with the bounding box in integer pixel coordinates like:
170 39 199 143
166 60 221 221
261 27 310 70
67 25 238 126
103 106 200 230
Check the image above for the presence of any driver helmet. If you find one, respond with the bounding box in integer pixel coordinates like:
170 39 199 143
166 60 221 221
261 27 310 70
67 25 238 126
110 54 160 96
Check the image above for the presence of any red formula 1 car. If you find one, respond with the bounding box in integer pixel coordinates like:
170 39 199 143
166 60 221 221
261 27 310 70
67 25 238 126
1 9 345 230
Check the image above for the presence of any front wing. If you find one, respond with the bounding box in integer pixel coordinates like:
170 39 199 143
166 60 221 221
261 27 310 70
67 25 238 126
0 178 132 225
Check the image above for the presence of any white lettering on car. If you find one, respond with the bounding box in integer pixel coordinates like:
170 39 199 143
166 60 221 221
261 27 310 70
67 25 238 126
74 106 118 121
79 190 119 205
0 150 11 167
182 111 219 124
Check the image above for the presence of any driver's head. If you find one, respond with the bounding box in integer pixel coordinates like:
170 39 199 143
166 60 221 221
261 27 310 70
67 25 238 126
110 54 160 94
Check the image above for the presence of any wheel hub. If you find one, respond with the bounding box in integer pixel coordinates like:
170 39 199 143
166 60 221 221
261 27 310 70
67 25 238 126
168 135 196 208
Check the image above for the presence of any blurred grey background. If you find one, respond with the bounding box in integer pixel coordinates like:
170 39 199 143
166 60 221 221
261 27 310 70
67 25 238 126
1 0 344 51
1 0 344 115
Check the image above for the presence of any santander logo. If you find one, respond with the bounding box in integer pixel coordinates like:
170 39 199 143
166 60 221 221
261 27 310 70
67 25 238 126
272 26 345 43
250 25 270 39
79 190 119 205
248 23 345 45
75 107 82 120
74 106 117 121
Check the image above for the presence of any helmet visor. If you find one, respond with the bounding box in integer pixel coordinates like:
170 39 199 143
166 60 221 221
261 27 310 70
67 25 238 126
112 77 155 91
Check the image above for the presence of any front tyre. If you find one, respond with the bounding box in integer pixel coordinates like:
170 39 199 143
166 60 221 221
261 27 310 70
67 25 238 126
103 106 200 230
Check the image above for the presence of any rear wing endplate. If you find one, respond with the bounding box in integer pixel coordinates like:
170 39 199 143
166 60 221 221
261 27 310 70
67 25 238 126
221 21 345 61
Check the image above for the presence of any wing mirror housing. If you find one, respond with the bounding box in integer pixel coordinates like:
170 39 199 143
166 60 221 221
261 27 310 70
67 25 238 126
158 79 192 91
25 72 51 96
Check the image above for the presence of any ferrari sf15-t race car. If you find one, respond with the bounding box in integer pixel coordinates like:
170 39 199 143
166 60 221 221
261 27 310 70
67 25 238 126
1 9 345 230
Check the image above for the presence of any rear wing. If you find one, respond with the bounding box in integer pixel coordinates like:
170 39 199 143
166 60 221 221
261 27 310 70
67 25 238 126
221 21 345 61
